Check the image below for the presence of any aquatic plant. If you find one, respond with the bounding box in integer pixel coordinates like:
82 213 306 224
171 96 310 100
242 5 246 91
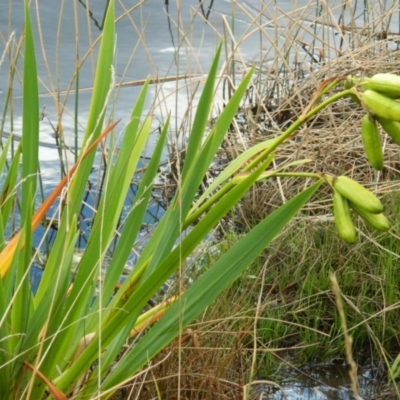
0 1 398 399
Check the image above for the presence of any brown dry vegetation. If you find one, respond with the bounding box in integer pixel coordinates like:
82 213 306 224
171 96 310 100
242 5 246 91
123 4 400 399
233 40 400 224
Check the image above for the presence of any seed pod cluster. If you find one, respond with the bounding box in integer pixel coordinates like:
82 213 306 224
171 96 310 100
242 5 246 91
346 73 400 170
330 175 389 242
331 72 397 242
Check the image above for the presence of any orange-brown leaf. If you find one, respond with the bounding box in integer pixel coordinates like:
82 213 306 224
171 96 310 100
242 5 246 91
23 361 68 400
0 120 119 277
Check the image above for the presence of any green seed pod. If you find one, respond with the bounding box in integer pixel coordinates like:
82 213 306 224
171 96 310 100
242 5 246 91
360 113 383 170
363 73 400 98
361 90 400 121
351 203 390 231
333 176 383 214
333 190 357 243
375 116 400 145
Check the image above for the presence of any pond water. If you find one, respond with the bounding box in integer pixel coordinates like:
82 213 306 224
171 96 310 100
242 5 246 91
2 0 337 243
251 361 392 399
2 0 389 182
1 1 399 399
1 1 274 160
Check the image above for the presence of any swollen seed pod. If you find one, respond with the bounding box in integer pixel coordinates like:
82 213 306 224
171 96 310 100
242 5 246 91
360 114 383 170
376 116 400 145
351 203 390 231
333 176 383 214
361 90 400 121
333 190 357 243
363 73 400 98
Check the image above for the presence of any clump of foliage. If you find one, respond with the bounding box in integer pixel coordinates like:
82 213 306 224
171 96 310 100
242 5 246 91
0 1 399 399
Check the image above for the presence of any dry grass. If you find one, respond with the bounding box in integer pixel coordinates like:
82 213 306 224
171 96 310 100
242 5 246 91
216 27 400 227
126 3 400 399
157 3 400 227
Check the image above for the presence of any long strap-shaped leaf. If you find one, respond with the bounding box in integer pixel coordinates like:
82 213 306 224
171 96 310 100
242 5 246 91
100 180 323 392
54 152 273 392
0 121 119 277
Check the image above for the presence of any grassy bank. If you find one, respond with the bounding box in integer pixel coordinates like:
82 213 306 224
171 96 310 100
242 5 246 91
128 191 400 399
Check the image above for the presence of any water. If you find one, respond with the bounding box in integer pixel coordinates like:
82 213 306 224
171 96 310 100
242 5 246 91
2 0 380 175
251 361 391 399
2 0 320 241
1 1 265 150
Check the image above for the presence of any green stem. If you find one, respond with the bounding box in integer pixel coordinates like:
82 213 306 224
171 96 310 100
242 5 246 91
184 182 234 228
185 153 275 227
188 88 352 225
257 88 354 158
271 172 322 179
243 88 353 173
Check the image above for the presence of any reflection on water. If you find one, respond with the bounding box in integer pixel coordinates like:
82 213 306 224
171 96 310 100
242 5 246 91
252 361 391 400
1 0 263 186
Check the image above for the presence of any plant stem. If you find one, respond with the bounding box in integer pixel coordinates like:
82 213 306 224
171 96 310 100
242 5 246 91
272 172 321 179
260 88 354 157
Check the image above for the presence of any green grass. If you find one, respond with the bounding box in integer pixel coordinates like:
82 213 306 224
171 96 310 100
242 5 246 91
131 190 400 398
198 191 400 377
